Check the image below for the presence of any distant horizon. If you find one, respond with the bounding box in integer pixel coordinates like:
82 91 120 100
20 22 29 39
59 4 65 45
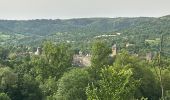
0 14 169 20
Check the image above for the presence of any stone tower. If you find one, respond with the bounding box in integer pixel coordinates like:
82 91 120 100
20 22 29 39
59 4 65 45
112 44 117 56
146 52 153 62
35 47 42 55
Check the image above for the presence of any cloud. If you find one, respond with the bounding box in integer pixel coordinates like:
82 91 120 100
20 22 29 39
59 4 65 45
0 0 169 19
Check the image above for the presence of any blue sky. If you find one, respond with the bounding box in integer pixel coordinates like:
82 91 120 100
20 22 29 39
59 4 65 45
0 0 170 19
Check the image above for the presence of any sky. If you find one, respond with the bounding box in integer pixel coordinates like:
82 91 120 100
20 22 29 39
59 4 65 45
0 0 170 20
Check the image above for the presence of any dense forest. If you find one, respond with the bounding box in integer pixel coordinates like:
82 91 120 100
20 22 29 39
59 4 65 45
0 40 170 100
0 15 170 53
0 15 170 100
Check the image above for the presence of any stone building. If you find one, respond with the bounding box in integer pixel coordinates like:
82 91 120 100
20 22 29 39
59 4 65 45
35 47 42 55
112 44 117 56
72 54 91 67
146 52 153 62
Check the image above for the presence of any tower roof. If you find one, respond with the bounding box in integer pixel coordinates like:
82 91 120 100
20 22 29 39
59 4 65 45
112 44 116 49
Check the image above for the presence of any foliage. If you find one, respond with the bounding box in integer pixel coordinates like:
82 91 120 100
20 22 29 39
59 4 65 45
42 41 73 79
0 29 170 100
0 67 17 91
162 69 170 91
54 68 89 100
90 40 112 80
86 66 139 100
18 74 42 100
0 93 11 100
115 51 161 99
1 16 170 54
39 76 58 98
91 40 111 67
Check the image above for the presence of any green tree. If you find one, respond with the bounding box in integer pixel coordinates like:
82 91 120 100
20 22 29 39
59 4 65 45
91 40 111 68
39 76 58 99
43 41 73 79
0 47 9 60
21 74 42 100
0 67 17 91
90 40 111 80
115 51 161 99
86 66 139 100
162 69 170 99
54 68 89 100
0 93 11 100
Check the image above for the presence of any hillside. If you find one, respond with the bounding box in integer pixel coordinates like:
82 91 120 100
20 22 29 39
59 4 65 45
0 15 170 53
0 16 169 36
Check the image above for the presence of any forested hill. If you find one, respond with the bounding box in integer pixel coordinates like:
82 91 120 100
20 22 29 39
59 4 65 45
0 15 170 53
0 15 170 36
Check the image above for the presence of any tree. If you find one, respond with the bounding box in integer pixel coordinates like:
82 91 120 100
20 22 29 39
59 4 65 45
115 51 161 99
0 47 9 60
42 41 73 79
91 40 111 68
39 76 58 99
0 93 11 100
162 69 170 99
54 68 89 100
86 66 139 100
0 67 17 91
90 40 111 80
20 74 42 100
